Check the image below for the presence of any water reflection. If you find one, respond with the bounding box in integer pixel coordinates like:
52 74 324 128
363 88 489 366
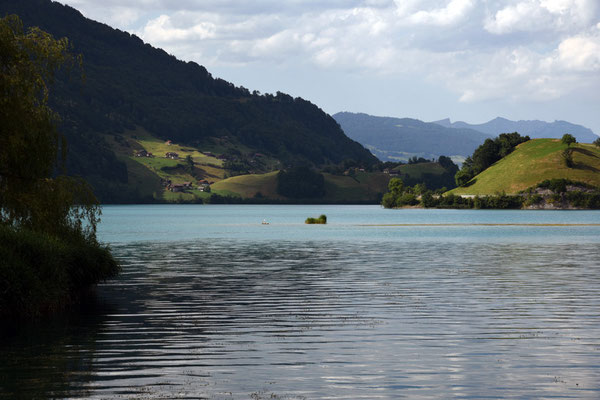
2 240 600 399
0 297 110 399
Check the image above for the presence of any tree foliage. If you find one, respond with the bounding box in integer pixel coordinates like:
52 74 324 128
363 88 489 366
387 178 404 196
561 133 576 147
277 166 325 199
381 181 524 210
455 132 530 187
305 214 327 224
381 178 421 208
0 15 118 318
184 155 195 175
0 14 98 238
374 156 458 191
408 156 431 164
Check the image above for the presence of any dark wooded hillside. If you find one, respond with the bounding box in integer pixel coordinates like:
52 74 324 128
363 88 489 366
0 0 376 202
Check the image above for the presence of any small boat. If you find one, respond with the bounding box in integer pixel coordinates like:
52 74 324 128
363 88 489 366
261 219 270 225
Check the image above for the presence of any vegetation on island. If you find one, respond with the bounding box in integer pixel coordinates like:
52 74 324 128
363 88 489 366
382 177 600 210
454 132 530 187
521 179 600 209
381 178 502 209
0 15 118 318
305 215 327 224
449 139 600 196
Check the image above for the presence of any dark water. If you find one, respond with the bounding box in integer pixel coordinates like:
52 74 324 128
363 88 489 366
2 206 600 399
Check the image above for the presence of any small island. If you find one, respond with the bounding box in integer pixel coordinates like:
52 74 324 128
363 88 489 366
305 214 327 224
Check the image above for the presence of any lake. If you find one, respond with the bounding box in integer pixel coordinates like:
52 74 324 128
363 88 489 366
2 205 600 399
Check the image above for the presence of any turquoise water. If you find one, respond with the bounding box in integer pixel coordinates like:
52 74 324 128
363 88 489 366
98 204 600 244
2 205 600 399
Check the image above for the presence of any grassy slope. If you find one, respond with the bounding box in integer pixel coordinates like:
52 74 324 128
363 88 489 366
131 130 225 181
211 171 282 199
449 139 600 195
323 172 390 202
118 155 163 198
104 128 229 201
212 171 391 202
104 127 294 201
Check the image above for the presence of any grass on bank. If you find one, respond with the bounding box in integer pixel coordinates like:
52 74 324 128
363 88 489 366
449 139 600 196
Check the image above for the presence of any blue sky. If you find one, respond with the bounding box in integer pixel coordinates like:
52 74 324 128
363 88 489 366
60 0 600 135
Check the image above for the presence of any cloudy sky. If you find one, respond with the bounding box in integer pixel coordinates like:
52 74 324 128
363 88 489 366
60 0 600 134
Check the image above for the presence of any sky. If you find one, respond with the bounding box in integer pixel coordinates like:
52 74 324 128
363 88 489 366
59 0 600 135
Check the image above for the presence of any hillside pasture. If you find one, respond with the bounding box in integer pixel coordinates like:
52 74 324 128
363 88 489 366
211 172 282 199
449 139 600 195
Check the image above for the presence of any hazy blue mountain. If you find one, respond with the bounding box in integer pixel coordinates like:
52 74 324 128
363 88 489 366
434 117 598 143
333 112 492 162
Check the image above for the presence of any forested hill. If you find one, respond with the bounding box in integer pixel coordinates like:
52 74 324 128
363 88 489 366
0 0 376 202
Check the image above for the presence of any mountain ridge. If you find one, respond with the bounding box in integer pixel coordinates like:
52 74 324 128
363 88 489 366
434 117 598 143
333 112 492 162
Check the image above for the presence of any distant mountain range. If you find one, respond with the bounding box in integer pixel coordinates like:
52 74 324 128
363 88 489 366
333 112 491 162
334 112 598 162
434 117 598 143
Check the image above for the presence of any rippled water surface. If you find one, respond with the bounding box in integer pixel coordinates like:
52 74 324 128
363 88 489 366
2 205 600 399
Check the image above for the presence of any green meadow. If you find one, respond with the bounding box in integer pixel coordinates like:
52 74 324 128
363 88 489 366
449 139 600 195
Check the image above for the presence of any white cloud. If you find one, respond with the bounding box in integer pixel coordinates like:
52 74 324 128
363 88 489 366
409 0 474 26
557 31 600 71
440 24 600 103
448 47 564 102
485 0 599 34
142 14 216 42
484 2 544 34
88 6 141 27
